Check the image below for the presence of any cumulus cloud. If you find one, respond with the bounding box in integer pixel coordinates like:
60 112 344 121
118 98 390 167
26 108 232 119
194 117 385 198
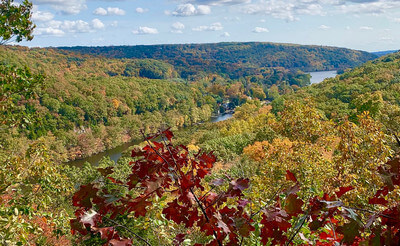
32 9 54 22
91 18 105 29
192 22 223 31
93 7 107 15
93 7 125 16
133 26 159 35
34 27 65 36
34 18 106 36
252 27 269 33
135 7 148 13
32 0 87 14
107 7 125 15
171 4 211 16
171 22 185 33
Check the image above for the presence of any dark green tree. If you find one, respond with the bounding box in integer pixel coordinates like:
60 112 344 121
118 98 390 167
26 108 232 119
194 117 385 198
0 0 35 44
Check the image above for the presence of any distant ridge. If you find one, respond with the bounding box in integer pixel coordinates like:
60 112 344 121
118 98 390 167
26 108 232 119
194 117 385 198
57 42 377 79
372 50 398 57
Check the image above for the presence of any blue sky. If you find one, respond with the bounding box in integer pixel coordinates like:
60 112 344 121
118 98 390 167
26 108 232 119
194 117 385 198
19 0 400 52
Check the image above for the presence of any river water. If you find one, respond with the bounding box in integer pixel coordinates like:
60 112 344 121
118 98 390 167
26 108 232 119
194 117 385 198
68 113 234 166
309 70 337 84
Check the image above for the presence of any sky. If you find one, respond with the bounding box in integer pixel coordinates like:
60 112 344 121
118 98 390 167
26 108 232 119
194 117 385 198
17 0 400 52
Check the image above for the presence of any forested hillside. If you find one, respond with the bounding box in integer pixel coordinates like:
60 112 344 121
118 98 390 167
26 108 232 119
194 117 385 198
58 42 377 79
0 45 214 161
289 51 400 135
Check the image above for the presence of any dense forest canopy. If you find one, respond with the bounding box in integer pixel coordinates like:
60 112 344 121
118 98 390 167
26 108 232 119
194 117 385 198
58 42 377 79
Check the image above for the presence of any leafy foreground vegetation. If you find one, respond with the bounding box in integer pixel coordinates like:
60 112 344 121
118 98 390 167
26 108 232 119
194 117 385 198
71 129 400 245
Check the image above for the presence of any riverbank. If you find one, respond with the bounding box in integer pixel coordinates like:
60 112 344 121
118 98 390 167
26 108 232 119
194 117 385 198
67 112 235 166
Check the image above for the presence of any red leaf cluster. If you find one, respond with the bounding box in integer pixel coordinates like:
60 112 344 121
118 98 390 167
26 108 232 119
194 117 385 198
70 130 400 245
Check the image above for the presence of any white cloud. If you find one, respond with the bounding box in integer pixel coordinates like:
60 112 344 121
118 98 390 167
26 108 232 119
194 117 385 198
61 20 91 33
34 27 65 36
32 0 87 14
171 22 185 33
360 26 373 30
192 22 223 31
252 27 269 33
339 1 400 15
319 24 330 30
133 26 159 35
197 5 211 15
32 10 54 22
171 4 211 16
93 7 125 16
34 18 106 36
92 18 105 29
135 7 148 13
93 7 107 15
237 0 400 21
221 32 230 37
107 7 125 15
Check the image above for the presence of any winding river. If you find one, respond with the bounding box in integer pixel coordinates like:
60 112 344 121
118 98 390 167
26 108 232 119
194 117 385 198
68 113 234 167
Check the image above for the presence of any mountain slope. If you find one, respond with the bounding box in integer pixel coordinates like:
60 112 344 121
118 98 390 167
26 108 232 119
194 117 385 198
58 42 377 79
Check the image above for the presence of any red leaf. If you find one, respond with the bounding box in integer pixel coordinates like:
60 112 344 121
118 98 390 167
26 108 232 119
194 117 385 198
72 184 99 208
374 187 389 197
199 152 217 168
70 218 89 236
335 186 354 198
163 129 174 141
152 141 164 151
109 239 133 246
92 227 115 240
284 194 304 216
230 178 250 191
286 170 297 182
235 217 255 237
174 233 186 246
368 197 388 205
127 196 152 217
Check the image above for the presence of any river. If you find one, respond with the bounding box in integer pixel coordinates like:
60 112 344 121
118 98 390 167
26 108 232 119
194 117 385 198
309 70 337 84
68 113 234 166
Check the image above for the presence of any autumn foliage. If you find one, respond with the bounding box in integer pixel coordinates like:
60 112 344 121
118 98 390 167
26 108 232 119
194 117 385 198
71 129 400 245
